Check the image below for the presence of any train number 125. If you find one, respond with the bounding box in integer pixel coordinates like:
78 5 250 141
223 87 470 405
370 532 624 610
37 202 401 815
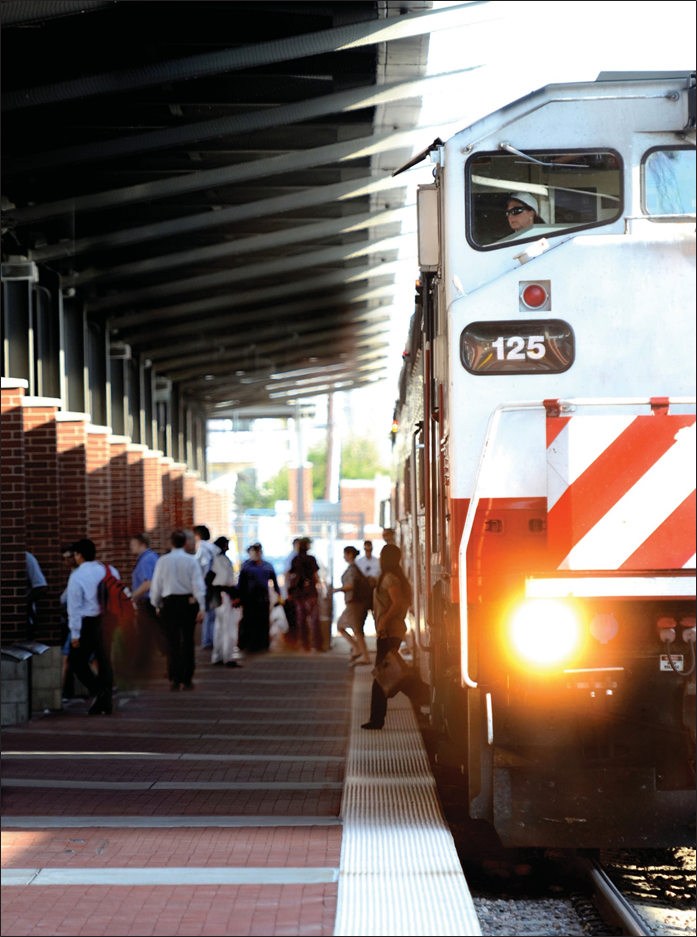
491 336 545 360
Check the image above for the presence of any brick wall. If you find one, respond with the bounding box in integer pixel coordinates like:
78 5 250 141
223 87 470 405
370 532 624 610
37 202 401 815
108 436 131 581
339 481 377 540
86 427 112 563
22 398 62 642
142 452 163 546
169 463 187 529
1 382 28 642
56 414 89 546
182 472 197 529
2 385 226 650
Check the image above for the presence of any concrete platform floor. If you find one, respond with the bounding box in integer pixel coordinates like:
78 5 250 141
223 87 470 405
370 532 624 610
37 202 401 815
1 644 354 936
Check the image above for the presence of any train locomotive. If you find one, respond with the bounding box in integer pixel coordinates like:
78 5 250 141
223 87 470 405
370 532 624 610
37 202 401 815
391 72 696 847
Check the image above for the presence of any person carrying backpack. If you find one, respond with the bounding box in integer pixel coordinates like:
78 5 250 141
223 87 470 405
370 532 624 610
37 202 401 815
332 546 372 666
66 538 118 715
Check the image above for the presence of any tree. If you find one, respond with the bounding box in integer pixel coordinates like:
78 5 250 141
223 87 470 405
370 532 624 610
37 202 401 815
307 442 327 500
235 466 288 511
340 433 388 480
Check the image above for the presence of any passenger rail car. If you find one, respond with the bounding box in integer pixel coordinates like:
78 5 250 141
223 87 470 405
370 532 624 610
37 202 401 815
392 72 696 847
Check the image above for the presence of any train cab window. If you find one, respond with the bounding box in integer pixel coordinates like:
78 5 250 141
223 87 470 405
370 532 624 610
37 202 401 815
467 150 622 249
642 147 696 216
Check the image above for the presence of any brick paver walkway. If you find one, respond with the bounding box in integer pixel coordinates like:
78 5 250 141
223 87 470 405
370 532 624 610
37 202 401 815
1 647 352 936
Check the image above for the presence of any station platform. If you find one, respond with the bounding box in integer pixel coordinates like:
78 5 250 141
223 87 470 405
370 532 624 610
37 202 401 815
1 646 479 936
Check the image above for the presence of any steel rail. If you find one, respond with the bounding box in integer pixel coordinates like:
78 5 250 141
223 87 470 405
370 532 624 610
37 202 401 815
582 859 651 936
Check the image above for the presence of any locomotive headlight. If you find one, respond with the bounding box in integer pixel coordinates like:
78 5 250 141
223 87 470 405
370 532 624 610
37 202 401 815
509 599 582 666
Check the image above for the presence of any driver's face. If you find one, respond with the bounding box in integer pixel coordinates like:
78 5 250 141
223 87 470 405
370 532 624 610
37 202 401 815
506 199 535 232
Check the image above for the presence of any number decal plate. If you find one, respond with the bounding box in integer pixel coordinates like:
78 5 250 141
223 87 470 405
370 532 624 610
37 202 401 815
460 319 574 375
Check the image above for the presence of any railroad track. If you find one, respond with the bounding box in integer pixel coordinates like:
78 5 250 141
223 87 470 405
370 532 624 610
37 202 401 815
581 857 652 936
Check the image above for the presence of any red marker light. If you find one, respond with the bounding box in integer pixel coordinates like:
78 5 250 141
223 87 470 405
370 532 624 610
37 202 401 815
522 284 548 308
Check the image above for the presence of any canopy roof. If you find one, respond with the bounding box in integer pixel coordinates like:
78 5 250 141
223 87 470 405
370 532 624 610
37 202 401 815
1 0 475 416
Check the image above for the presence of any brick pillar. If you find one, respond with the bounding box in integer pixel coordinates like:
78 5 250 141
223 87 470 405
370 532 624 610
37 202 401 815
56 412 89 552
109 435 131 581
194 480 209 530
143 451 163 546
126 444 148 584
166 462 186 529
158 456 175 554
22 396 63 643
86 425 112 565
182 472 198 529
1 380 28 644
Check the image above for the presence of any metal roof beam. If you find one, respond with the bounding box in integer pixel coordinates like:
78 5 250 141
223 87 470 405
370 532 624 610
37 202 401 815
266 372 385 402
109 265 399 330
0 1 110 25
8 68 479 176
209 371 383 411
122 291 391 350
266 357 386 391
144 310 389 366
31 174 410 263
89 234 408 311
160 324 390 381
145 303 389 365
189 362 384 401
6 122 445 226
181 344 389 396
70 205 412 286
2 3 490 111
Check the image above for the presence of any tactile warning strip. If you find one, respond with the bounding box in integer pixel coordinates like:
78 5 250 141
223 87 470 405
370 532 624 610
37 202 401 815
334 669 481 937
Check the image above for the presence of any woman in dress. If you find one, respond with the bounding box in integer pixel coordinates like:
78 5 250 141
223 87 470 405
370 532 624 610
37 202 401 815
362 543 427 730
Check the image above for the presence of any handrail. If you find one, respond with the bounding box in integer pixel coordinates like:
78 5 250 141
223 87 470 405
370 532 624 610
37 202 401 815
458 395 696 689
411 424 427 651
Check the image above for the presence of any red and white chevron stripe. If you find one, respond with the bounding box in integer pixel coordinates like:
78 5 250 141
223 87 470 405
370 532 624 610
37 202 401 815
546 414 696 571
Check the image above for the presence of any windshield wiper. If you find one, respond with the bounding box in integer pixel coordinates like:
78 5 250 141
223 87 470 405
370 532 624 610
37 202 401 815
498 142 589 168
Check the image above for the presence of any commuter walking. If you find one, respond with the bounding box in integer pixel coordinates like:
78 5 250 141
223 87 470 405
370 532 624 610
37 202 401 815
288 538 321 653
210 536 241 667
282 538 301 642
362 543 427 730
194 525 218 649
355 540 380 588
66 538 115 715
238 543 279 653
25 551 47 635
150 529 206 691
59 547 79 699
333 546 371 665
129 533 165 677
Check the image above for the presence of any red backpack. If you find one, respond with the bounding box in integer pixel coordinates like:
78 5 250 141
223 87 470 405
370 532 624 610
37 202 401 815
98 563 135 628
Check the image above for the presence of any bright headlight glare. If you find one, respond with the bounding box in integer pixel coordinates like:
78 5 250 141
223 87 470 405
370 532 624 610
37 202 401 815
510 599 581 665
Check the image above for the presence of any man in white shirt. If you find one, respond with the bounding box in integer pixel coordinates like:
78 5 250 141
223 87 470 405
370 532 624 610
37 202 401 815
66 538 115 715
150 529 206 691
356 541 381 586
194 525 219 649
